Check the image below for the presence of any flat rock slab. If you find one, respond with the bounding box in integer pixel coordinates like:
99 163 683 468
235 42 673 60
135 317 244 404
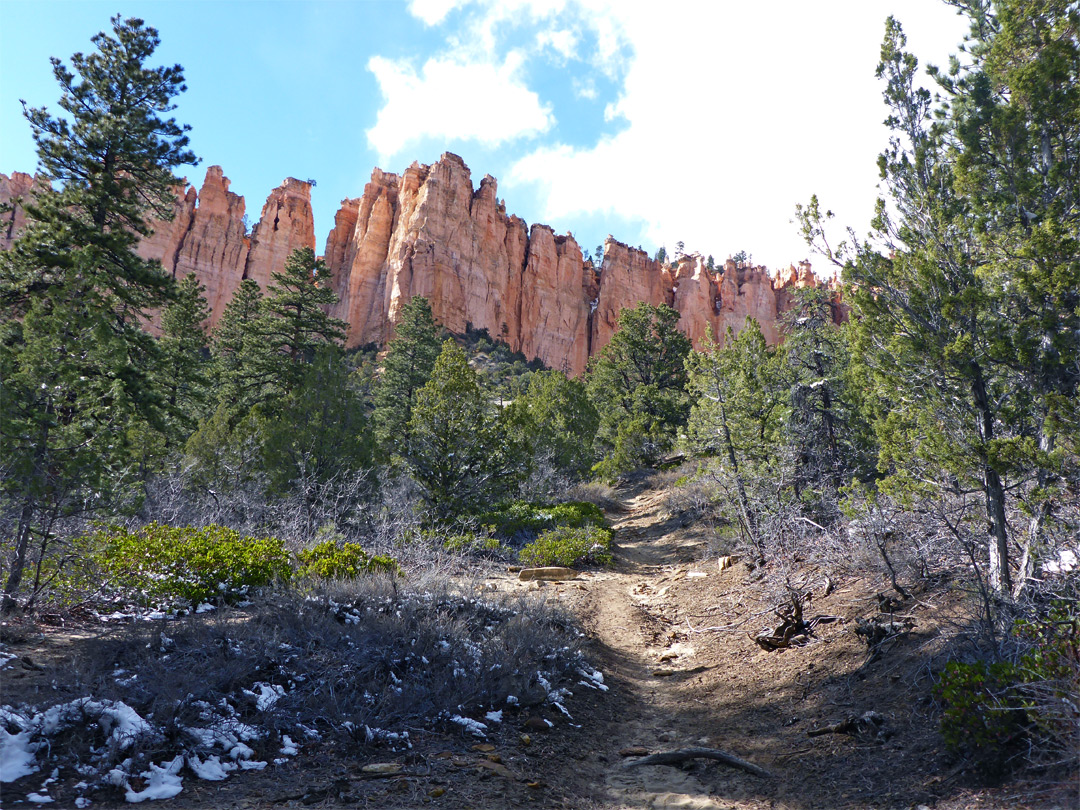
518 567 580 581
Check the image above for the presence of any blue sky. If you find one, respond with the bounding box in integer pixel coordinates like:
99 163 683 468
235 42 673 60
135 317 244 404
1 1 969 270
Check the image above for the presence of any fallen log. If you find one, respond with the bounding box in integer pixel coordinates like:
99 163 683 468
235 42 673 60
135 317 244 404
622 746 772 778
518 566 580 581
807 711 889 739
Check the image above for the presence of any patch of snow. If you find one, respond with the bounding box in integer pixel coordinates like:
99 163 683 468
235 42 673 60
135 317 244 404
484 710 502 724
577 667 608 691
239 759 267 770
244 683 285 712
1 728 40 782
1046 548 1079 574
279 735 298 756
505 695 519 705
449 715 488 737
27 792 54 803
124 756 183 803
187 754 229 781
195 603 215 613
75 799 91 808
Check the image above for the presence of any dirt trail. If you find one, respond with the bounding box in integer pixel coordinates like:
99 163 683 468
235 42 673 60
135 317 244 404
554 482 1057 810
570 482 760 809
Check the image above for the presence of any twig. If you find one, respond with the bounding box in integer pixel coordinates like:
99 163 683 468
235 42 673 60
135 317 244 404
623 747 772 778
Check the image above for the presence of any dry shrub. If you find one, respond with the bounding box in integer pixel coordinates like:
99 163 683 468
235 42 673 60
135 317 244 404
5 573 589 781
567 480 621 513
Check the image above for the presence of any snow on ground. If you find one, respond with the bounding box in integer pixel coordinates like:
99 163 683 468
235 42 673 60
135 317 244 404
449 715 488 737
1 588 602 804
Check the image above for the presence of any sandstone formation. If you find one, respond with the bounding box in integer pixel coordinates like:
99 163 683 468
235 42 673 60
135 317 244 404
169 167 250 330
1 156 840 375
591 238 675 356
244 177 315 291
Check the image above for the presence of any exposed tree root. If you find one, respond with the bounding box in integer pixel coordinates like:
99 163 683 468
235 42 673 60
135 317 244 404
622 746 772 778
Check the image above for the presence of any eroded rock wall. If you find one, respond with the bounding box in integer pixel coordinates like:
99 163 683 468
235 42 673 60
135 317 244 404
323 153 592 373
2 158 839 376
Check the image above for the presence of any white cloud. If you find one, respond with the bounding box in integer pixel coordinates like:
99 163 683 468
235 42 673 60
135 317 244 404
573 77 598 100
408 0 464 26
366 51 554 160
506 1 971 269
537 29 578 61
385 0 968 271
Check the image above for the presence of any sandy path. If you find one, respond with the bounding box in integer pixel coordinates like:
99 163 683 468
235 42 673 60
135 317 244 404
570 484 755 809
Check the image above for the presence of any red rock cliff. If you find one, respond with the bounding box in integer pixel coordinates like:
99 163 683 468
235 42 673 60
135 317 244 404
323 154 591 373
2 158 838 375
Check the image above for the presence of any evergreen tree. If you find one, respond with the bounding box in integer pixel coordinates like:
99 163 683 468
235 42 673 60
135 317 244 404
944 0 1080 590
686 321 786 560
253 247 346 406
157 273 211 444
797 4 1079 593
0 16 196 610
259 346 373 535
373 296 442 458
510 370 599 478
588 303 692 475
210 278 264 420
780 287 872 501
405 340 522 520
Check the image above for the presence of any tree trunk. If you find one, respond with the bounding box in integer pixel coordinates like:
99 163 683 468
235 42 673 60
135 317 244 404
1 501 35 613
971 362 1010 593
718 400 763 565
1014 431 1054 598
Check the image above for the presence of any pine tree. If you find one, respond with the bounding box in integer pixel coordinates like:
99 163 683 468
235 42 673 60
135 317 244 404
209 249 346 422
210 278 264 419
0 16 197 610
588 303 692 474
780 287 872 502
797 5 1080 594
373 296 442 458
405 340 521 520
259 346 373 535
944 0 1080 590
157 273 211 444
686 321 786 560
254 247 346 406
510 370 599 478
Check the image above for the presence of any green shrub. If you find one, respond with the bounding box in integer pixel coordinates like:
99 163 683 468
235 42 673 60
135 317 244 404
519 525 613 568
937 659 1027 772
478 501 606 539
296 540 400 580
937 601 1080 773
94 523 291 605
